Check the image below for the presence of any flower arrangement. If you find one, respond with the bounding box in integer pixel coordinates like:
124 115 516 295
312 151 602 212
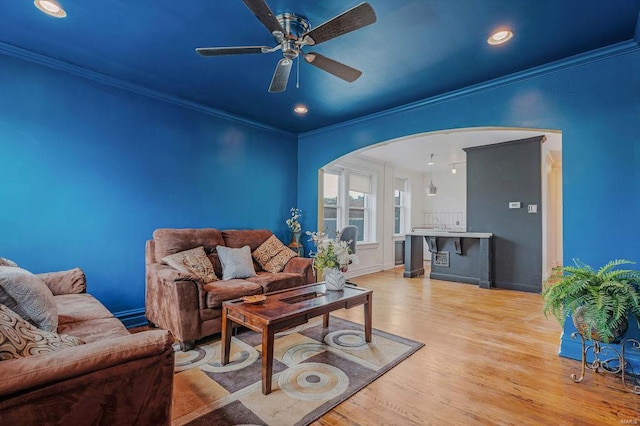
286 208 302 233
306 231 358 272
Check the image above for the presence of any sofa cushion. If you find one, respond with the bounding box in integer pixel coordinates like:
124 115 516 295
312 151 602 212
0 258 18 267
55 293 114 325
202 279 263 308
222 229 273 252
0 266 58 332
217 246 257 280
252 235 298 273
153 228 225 261
57 317 130 344
162 246 218 284
0 304 83 360
246 271 305 293
206 253 224 280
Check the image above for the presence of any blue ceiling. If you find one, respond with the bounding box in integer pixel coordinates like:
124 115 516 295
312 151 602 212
1 1 638 133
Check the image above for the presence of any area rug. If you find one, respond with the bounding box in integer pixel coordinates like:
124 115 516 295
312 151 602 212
171 316 424 426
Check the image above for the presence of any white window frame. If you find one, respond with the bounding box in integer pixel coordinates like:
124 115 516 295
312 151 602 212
394 177 408 235
323 166 375 243
322 170 342 239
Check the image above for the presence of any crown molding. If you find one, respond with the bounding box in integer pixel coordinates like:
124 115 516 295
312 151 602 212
301 40 640 138
0 41 294 138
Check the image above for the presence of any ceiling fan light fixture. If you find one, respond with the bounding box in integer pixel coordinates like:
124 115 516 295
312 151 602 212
34 0 66 18
488 30 513 45
294 104 308 114
195 1 376 93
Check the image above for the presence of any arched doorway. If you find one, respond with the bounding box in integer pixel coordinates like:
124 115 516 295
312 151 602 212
316 127 563 290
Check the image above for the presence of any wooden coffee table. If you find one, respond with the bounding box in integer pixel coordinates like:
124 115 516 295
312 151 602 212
221 283 373 395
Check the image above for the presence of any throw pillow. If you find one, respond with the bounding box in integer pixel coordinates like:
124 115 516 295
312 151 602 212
0 303 83 361
0 266 58 332
252 235 298 273
217 245 257 280
162 246 218 284
0 258 18 267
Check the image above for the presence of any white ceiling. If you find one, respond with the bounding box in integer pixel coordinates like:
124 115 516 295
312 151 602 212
355 128 562 173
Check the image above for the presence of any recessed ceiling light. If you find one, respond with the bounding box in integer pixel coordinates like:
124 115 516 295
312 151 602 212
293 105 308 114
487 30 513 45
34 0 67 18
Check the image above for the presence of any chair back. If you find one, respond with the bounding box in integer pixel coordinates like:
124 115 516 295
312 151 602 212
339 226 358 254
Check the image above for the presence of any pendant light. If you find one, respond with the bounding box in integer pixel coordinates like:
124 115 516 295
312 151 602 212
426 154 437 196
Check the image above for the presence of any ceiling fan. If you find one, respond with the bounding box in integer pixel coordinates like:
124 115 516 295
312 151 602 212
196 0 377 93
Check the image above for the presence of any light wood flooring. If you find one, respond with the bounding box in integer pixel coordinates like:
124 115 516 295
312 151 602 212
139 266 640 425
310 266 640 426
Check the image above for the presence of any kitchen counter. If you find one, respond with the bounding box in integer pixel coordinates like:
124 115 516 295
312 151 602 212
403 231 493 288
408 230 493 238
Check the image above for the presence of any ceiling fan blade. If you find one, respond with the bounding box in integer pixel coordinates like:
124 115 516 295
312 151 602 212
268 58 293 92
241 0 284 36
302 2 376 46
196 46 272 56
304 53 362 82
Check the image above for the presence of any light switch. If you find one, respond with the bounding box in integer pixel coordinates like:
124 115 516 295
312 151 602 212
509 202 521 209
528 204 538 213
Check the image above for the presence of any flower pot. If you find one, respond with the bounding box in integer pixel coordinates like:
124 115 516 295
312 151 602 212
572 306 629 344
324 268 346 291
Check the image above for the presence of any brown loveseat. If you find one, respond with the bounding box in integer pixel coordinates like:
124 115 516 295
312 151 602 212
0 267 175 425
145 228 315 350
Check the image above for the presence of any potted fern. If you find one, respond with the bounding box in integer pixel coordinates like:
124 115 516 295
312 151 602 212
542 259 640 344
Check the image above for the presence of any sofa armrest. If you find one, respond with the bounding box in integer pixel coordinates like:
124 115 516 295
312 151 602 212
36 267 86 295
283 256 316 284
0 329 172 396
146 263 204 344
0 330 174 425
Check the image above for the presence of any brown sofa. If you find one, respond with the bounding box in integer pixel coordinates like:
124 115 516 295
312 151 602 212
0 267 175 425
145 228 315 350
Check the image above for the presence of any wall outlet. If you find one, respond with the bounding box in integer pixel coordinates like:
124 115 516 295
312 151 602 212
528 204 538 213
509 202 521 209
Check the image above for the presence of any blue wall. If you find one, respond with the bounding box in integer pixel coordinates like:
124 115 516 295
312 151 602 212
0 52 298 321
1 35 639 359
298 43 640 360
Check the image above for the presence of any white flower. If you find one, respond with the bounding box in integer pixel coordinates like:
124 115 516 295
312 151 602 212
306 230 358 271
286 208 302 233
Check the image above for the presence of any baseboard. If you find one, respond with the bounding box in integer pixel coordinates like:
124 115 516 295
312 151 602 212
493 280 541 293
345 264 382 279
430 272 478 285
382 261 398 271
114 308 148 329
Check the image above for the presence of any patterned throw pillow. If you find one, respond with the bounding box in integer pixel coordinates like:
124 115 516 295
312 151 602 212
0 258 18 267
162 246 218 284
252 235 298 273
0 304 84 361
0 266 58 332
217 245 257 280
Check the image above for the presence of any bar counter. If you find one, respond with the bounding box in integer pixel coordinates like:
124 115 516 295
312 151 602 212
403 230 493 288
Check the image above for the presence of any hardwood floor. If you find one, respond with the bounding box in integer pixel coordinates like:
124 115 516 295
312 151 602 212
137 266 640 425
310 266 640 426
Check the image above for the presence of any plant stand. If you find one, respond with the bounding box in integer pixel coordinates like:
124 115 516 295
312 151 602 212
571 332 640 394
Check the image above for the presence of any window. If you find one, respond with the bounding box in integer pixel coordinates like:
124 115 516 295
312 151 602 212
348 172 371 242
323 172 340 239
322 168 374 242
394 177 408 234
